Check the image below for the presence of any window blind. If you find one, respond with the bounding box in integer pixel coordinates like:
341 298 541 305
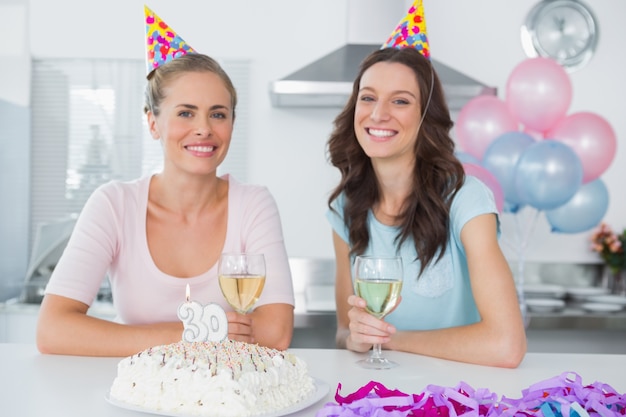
30 58 250 252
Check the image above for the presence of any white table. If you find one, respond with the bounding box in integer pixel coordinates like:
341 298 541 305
2 343 625 417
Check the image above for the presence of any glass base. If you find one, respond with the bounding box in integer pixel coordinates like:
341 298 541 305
356 357 398 370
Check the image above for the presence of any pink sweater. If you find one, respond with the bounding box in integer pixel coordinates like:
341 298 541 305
45 175 294 324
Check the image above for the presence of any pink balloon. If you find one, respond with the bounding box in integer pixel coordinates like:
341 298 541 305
463 163 504 213
546 112 617 183
456 95 519 160
505 58 572 133
523 126 545 141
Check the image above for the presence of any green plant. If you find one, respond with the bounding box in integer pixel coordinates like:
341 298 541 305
590 223 626 274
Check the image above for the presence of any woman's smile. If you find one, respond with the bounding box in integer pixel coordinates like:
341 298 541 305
184 143 217 156
366 128 397 141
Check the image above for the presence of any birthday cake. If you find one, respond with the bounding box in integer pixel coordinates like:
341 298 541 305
109 339 315 417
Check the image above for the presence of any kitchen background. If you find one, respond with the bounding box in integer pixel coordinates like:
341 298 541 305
0 0 625 303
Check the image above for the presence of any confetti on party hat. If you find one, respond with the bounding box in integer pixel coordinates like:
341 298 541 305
382 0 430 60
144 5 196 76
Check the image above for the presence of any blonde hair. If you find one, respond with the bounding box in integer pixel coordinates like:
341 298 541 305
144 53 237 118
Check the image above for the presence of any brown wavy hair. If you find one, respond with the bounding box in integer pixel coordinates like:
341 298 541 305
327 47 465 275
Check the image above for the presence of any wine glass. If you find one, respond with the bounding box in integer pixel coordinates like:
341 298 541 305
353 255 403 369
218 253 266 314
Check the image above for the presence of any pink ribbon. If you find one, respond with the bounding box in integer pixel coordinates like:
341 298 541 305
315 372 625 417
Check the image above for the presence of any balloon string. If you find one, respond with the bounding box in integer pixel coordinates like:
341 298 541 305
499 208 542 327
500 207 541 255
514 212 527 326
517 207 542 254
500 210 533 250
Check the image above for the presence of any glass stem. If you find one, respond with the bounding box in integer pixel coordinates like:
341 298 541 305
370 343 383 360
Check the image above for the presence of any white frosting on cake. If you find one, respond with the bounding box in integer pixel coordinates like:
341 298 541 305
109 339 315 417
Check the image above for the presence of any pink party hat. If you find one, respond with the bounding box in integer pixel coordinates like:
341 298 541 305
382 0 430 59
144 5 196 75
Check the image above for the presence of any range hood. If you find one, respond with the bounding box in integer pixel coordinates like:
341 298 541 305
269 43 496 111
268 0 496 110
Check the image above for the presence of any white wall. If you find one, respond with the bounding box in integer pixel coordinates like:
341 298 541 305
426 0 626 263
0 0 29 105
0 0 30 300
21 0 626 263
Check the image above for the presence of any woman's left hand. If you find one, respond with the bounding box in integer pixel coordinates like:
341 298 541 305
225 311 254 344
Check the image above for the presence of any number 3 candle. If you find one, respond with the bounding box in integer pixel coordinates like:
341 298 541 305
177 284 228 342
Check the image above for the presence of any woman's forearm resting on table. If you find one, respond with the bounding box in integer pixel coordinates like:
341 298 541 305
37 295 295 356
336 321 527 369
36 294 183 357
385 323 527 368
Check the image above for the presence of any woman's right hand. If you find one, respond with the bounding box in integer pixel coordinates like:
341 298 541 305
345 294 397 352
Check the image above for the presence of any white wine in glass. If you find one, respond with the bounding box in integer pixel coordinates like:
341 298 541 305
354 255 403 369
218 253 266 314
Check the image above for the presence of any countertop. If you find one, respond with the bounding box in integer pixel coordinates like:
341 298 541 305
1 343 624 417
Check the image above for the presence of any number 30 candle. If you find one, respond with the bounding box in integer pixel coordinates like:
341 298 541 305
177 284 228 342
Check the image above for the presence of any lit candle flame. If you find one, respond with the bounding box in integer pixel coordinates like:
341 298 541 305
185 283 190 303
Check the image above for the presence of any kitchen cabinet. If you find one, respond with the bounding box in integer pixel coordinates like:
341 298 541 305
2 291 624 351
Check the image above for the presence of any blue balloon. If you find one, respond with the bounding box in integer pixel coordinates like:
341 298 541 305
455 151 481 165
483 131 535 206
546 179 609 233
503 201 524 214
514 140 583 210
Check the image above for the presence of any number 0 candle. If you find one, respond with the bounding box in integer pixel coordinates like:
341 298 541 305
177 284 228 342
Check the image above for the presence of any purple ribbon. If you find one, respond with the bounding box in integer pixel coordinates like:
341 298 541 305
315 372 625 417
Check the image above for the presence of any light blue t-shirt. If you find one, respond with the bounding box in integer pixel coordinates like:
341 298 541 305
326 175 500 330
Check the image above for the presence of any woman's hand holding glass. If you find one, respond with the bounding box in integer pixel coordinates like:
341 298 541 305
218 253 266 314
217 253 266 343
346 295 398 345
352 255 403 369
